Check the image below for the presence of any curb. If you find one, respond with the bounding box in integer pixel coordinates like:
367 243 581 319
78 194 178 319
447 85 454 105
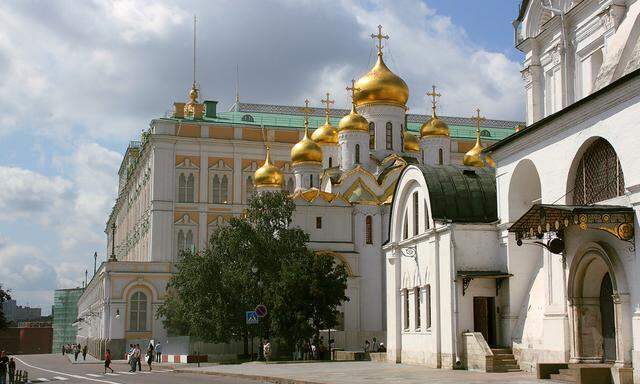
175 368 323 384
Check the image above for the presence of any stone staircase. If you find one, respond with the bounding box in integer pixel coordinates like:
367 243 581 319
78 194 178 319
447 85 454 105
491 347 521 372
549 366 577 383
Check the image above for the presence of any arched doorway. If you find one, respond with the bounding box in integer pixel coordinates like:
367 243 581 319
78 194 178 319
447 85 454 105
568 244 624 364
600 273 616 362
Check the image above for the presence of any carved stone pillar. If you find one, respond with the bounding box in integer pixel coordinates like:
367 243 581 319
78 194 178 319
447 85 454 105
569 298 584 363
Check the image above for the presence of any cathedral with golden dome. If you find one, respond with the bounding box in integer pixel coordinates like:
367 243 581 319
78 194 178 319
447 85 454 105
76 24 523 362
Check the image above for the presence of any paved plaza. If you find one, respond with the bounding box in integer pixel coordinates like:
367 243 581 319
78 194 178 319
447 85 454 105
177 361 550 384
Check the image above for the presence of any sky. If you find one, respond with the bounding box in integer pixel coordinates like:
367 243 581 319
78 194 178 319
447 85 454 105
0 0 524 314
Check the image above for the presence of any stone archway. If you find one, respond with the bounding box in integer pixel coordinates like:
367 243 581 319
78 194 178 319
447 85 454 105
567 243 628 364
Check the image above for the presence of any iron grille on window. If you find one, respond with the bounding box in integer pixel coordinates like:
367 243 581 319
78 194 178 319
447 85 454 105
573 138 625 205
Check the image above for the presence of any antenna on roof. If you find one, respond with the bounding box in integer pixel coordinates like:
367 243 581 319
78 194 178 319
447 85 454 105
192 15 197 89
235 63 240 105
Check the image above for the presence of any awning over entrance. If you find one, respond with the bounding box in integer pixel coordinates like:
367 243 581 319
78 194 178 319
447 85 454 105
457 271 512 296
508 204 634 244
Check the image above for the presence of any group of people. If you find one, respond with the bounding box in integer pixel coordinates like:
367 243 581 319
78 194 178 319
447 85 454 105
126 343 155 372
299 337 334 360
363 337 386 353
0 351 16 384
61 344 87 361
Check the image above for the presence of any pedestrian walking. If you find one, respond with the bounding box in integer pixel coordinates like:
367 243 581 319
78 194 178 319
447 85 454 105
372 337 380 352
263 339 272 362
74 344 80 361
104 349 114 374
302 341 310 360
155 342 162 363
363 339 371 353
82 345 88 361
7 358 14 384
128 344 136 372
146 344 154 371
61 345 65 355
136 344 142 372
0 350 8 384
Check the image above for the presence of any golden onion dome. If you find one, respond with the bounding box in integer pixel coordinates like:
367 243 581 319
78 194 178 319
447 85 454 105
291 123 323 165
254 147 284 187
463 124 485 167
311 117 338 144
403 130 420 152
354 53 409 108
338 105 369 132
420 114 450 137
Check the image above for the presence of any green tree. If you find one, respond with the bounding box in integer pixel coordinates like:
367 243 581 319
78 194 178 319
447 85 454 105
158 191 350 356
0 284 11 330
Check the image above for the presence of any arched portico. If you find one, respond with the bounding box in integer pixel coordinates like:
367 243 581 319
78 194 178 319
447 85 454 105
567 241 631 365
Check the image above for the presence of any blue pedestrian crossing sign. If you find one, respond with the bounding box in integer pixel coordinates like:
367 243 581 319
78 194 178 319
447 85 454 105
245 311 259 325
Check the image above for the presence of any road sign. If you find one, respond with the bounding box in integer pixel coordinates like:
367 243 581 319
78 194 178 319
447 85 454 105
255 304 267 317
245 311 259 325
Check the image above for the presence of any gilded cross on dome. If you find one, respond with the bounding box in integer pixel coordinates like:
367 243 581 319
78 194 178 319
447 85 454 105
371 25 389 55
321 92 334 119
346 79 361 108
426 85 441 115
473 107 486 136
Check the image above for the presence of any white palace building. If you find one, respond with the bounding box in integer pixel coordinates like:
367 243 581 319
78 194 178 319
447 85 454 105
77 0 640 382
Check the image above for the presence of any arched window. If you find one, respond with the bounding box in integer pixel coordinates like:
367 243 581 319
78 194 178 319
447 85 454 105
220 175 228 203
309 174 313 188
186 230 194 252
369 122 375 149
438 148 443 165
573 138 625 205
241 114 254 122
365 215 373 244
177 230 185 252
424 200 430 230
246 176 254 200
480 129 491 137
403 210 408 240
287 178 294 193
212 175 220 203
355 144 360 164
178 173 187 202
186 173 195 202
328 157 333 168
413 192 419 236
386 122 393 150
129 291 147 332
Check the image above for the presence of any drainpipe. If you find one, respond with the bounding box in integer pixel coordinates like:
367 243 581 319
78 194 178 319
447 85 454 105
448 223 461 367
541 0 572 107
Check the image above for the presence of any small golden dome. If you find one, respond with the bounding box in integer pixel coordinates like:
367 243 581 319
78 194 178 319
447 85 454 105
420 115 450 137
254 147 284 187
291 123 323 164
338 105 369 132
354 53 409 108
311 118 338 144
403 131 419 152
463 115 485 167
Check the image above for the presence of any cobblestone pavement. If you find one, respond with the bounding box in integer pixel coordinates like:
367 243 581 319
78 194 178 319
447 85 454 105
176 361 552 384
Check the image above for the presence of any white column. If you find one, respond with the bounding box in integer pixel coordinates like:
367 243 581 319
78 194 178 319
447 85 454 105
386 248 402 363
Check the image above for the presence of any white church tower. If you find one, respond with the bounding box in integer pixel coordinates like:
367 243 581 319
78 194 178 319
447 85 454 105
291 99 323 191
419 85 451 166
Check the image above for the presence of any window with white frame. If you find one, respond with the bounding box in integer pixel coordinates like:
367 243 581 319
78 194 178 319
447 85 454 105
286 177 295 194
385 122 393 150
209 160 232 204
403 288 409 330
425 284 432 329
424 200 430 230
129 291 147 331
413 192 419 236
176 158 198 203
175 214 197 258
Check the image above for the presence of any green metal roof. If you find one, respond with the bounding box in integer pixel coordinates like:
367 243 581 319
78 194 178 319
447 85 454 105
416 164 498 223
162 110 515 142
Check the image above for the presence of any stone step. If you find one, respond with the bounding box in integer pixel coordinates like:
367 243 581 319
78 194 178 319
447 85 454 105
549 372 576 383
557 368 576 377
491 348 513 354
493 367 522 373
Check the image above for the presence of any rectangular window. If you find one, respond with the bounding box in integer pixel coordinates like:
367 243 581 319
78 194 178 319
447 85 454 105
386 122 393 150
403 288 409 330
365 216 373 244
414 286 421 330
316 216 322 229
403 212 408 240
425 284 432 329
424 203 430 231
413 192 419 236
